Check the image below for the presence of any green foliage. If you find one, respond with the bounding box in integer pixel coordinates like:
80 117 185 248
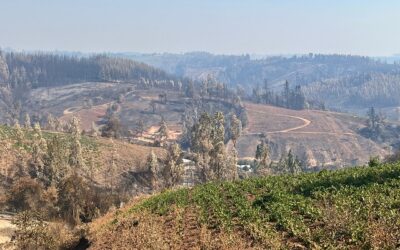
130 188 189 216
126 162 400 248
368 156 381 167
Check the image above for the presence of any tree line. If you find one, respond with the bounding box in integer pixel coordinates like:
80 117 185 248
251 80 308 110
0 50 175 89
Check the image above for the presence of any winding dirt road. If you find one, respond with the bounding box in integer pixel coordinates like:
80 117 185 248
245 106 355 136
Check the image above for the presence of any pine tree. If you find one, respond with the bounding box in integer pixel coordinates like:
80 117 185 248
157 117 169 145
0 52 9 82
185 80 195 98
284 80 290 108
24 113 31 130
286 150 301 174
102 114 121 138
191 113 213 157
54 118 62 132
163 144 184 188
68 117 85 172
255 140 269 169
200 79 209 99
263 79 271 104
150 100 157 114
135 119 145 136
293 85 306 110
210 112 227 180
14 121 24 147
29 123 48 179
226 147 239 180
146 150 159 190
252 84 262 103
88 153 96 181
46 114 56 131
14 151 28 178
191 112 233 182
45 134 69 185
57 173 88 225
229 114 242 147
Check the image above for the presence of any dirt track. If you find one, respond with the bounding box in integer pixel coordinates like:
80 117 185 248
247 109 311 133
245 104 355 136
238 102 387 167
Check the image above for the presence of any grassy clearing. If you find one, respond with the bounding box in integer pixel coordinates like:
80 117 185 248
90 162 400 249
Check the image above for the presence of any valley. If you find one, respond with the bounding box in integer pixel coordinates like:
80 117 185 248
0 50 399 249
2 1 400 249
26 82 391 169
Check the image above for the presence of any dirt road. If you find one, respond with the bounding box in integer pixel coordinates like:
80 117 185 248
245 106 355 136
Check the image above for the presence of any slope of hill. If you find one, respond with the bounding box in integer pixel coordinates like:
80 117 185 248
0 51 184 125
0 51 174 88
0 125 166 193
121 52 400 116
0 124 167 248
24 83 394 169
88 162 400 249
237 103 389 168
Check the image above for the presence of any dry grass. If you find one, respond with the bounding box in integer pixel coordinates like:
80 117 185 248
0 126 166 190
240 102 389 168
89 204 267 250
60 103 109 131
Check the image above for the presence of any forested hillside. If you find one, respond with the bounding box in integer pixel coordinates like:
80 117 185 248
0 51 187 125
123 52 400 114
303 73 400 109
0 51 173 88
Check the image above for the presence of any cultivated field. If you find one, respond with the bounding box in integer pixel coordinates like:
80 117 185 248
88 162 400 249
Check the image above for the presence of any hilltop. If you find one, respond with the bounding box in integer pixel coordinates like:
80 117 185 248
88 162 400 249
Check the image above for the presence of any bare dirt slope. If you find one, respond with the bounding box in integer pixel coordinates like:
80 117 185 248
238 102 388 168
0 214 14 246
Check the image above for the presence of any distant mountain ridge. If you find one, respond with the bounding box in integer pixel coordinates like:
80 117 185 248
119 52 400 115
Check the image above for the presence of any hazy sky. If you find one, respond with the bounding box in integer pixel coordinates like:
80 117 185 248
1 0 399 56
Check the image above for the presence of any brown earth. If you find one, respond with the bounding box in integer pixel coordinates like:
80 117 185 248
238 102 388 168
60 103 109 131
0 214 15 247
27 83 390 168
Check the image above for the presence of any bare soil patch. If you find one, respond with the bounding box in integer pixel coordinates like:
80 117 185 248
241 102 388 168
